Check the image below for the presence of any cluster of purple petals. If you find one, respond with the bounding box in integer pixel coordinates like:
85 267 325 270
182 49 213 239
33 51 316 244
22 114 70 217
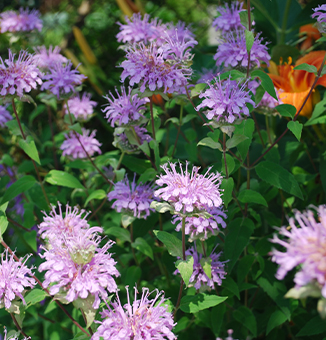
38 204 120 308
216 329 239 340
197 77 255 124
92 286 176 340
33 45 68 70
0 50 43 98
0 250 36 309
212 1 245 33
102 86 148 127
270 205 326 297
312 5 326 29
173 207 227 241
155 162 223 214
113 126 152 153
41 61 86 98
0 105 12 127
214 31 270 70
258 91 280 110
0 8 42 33
196 68 217 84
60 128 102 159
64 92 97 120
108 174 154 219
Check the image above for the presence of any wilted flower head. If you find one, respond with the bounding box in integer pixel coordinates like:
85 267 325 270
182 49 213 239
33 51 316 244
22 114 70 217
102 86 148 127
214 31 270 70
0 8 42 33
0 50 43 98
154 162 223 214
60 128 102 159
108 174 154 219
92 286 176 340
312 5 326 33
41 61 86 98
33 45 68 70
0 249 36 309
64 92 97 120
212 1 245 33
196 76 255 125
173 207 227 241
0 105 12 127
270 205 326 297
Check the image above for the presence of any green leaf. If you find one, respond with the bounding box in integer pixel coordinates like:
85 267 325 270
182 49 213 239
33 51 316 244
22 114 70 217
275 104 296 118
138 168 157 183
200 257 212 279
197 137 222 151
266 310 288 335
2 176 36 204
239 10 249 29
226 134 249 149
73 296 97 328
24 289 47 308
105 227 131 243
220 178 234 208
5 120 25 136
234 119 255 161
122 155 151 174
122 266 142 287
296 316 326 337
69 123 82 135
24 230 37 252
306 94 326 126
245 29 254 52
233 306 257 337
153 230 182 258
287 121 303 141
45 170 84 189
0 214 8 237
180 294 227 313
1 154 13 167
224 218 255 273
121 214 136 228
251 70 277 100
238 189 268 207
293 63 317 73
191 83 206 97
255 161 303 199
150 201 173 214
221 153 235 176
237 255 255 283
211 304 226 337
19 136 41 165
285 284 321 299
132 237 153 260
222 276 240 299
175 257 194 287
85 189 106 206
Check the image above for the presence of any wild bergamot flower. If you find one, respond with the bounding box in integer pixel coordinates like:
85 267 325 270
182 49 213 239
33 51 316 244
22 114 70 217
212 1 245 33
0 8 42 33
64 92 97 120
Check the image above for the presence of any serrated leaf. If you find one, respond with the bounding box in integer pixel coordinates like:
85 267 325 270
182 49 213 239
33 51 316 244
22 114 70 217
293 63 317 73
251 70 277 100
275 104 296 118
198 137 222 150
238 189 268 207
153 230 182 258
245 29 254 52
19 136 41 165
1 176 36 204
85 189 106 206
106 227 131 243
225 134 248 149
287 120 303 141
24 289 47 308
180 294 227 313
176 257 194 287
132 237 153 260
45 170 84 189
255 161 303 199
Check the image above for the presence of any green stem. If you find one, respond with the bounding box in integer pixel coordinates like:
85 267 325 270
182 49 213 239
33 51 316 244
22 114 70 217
182 217 186 261
222 133 229 179
172 105 184 157
11 313 29 338
150 96 156 140
80 308 94 336
280 0 292 45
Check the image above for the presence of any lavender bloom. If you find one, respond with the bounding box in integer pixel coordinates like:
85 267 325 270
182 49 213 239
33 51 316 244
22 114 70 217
196 77 255 124
108 174 154 219
102 86 148 127
258 91 280 110
0 249 36 309
0 105 12 127
64 92 97 120
92 286 176 340
154 162 223 214
271 205 326 297
0 8 42 33
33 45 68 70
166 21 195 44
196 68 217 84
113 126 152 153
216 329 239 340
60 128 102 159
173 207 227 241
212 1 245 33
214 31 270 70
0 50 43 98
312 5 326 33
41 61 86 98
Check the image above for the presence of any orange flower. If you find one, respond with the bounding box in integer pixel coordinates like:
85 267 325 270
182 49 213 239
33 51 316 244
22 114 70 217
299 24 321 51
268 51 326 117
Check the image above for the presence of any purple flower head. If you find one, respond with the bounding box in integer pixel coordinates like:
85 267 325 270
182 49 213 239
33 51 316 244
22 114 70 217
0 8 42 33
216 329 239 340
92 286 176 340
102 86 148 127
214 31 270 70
33 45 68 70
270 205 326 297
212 1 245 33
154 162 223 215
175 247 227 290
38 203 90 245
0 249 36 309
108 174 154 219
312 5 326 33
196 68 217 84
64 92 97 120
0 105 12 127
0 50 43 98
41 61 86 99
196 76 255 125
258 90 280 110
166 21 195 44
60 128 102 159
39 228 119 309
173 207 227 241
